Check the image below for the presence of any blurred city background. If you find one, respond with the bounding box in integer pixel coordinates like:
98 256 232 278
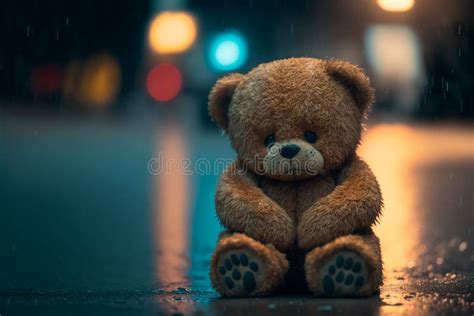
0 0 473 315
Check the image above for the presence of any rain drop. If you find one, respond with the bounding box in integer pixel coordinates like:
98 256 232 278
458 241 467 252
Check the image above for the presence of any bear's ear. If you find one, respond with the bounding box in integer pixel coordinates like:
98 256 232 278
326 59 374 114
208 73 245 130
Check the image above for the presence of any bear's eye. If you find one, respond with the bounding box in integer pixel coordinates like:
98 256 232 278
264 135 276 148
304 131 317 143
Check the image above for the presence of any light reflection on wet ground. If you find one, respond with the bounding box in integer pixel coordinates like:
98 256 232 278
361 124 473 315
361 124 473 273
0 114 472 315
152 124 190 288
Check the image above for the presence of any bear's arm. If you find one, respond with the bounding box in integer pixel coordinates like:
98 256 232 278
297 156 382 250
215 162 295 252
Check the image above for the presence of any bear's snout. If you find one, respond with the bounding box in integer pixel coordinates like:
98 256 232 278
280 144 300 159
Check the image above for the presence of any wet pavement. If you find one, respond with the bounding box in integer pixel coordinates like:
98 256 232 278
0 111 473 315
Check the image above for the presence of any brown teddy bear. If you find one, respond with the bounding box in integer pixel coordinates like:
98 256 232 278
208 58 383 297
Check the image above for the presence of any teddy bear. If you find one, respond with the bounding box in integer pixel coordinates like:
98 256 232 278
208 58 383 297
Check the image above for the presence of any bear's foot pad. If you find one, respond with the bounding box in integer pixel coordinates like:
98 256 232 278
318 250 368 296
216 248 267 296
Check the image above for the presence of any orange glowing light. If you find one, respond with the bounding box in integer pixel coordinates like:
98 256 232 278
377 0 414 12
148 11 197 54
78 54 121 108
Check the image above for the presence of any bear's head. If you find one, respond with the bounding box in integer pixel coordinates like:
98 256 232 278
209 58 374 181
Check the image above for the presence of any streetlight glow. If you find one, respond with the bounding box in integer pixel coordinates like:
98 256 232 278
148 11 197 54
377 0 414 12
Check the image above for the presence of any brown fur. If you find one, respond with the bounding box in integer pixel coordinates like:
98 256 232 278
215 162 296 252
208 58 383 297
305 232 383 296
297 156 382 250
210 232 289 297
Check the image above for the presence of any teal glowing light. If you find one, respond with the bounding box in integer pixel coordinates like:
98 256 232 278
209 32 248 71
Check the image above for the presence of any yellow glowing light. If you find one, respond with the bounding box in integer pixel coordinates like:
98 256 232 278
78 54 121 108
148 11 197 54
377 0 414 12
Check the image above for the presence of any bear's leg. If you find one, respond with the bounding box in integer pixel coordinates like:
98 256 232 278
210 232 289 297
304 233 382 297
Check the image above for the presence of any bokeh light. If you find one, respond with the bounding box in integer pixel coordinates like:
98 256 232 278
77 54 122 108
377 0 414 12
365 25 422 82
148 11 197 55
30 63 63 95
209 31 248 71
146 63 182 102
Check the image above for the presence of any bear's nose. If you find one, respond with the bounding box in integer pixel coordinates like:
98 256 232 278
280 144 300 159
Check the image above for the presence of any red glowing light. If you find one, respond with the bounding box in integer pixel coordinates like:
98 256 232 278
31 63 63 94
146 63 182 102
